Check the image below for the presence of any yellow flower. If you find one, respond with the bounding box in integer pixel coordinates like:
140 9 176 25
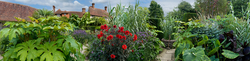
188 18 192 21
22 19 26 22
35 20 39 23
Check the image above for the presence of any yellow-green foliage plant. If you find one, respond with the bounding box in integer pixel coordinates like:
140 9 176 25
0 16 85 61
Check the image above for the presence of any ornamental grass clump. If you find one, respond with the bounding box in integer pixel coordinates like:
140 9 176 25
88 24 138 61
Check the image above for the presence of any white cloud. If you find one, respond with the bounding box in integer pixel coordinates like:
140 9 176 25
154 0 196 14
14 0 88 11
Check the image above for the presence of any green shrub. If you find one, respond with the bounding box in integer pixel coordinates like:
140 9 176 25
162 16 179 40
181 13 197 22
87 25 137 61
108 2 149 34
0 16 85 61
127 31 165 61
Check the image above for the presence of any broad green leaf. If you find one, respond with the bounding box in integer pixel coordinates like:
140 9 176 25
40 52 53 61
197 39 208 46
183 47 211 61
0 28 10 38
17 50 28 61
9 29 17 41
208 47 220 56
43 26 54 30
222 49 239 59
3 46 17 61
28 16 36 21
210 55 219 61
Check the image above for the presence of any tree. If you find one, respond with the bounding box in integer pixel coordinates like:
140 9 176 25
148 0 164 20
178 1 193 12
32 9 54 19
195 0 229 17
230 0 249 18
148 0 164 39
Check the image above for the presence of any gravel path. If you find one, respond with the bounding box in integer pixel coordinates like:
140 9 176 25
157 49 175 61
0 54 2 60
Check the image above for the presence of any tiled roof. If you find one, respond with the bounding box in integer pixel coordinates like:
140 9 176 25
54 9 85 17
0 1 37 21
88 6 109 17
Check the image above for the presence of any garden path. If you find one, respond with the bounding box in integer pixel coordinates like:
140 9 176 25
0 54 2 60
157 49 175 61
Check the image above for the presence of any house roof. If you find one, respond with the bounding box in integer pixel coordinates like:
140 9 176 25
0 1 37 21
54 9 85 17
88 6 109 17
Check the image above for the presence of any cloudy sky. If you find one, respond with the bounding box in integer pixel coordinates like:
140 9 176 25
0 0 195 15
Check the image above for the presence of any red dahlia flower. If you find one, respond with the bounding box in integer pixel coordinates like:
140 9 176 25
103 24 108 29
100 25 104 29
130 33 132 36
132 50 134 52
133 34 137 41
123 36 126 40
119 27 124 31
97 34 101 39
125 30 130 35
110 54 115 59
113 25 117 28
100 31 104 36
122 44 127 50
107 35 113 41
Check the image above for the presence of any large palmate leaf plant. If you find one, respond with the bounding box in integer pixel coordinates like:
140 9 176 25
0 16 84 61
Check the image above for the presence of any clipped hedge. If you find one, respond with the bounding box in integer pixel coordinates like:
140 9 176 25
148 18 163 39
181 13 197 22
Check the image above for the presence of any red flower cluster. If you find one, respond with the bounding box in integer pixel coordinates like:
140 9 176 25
101 24 108 29
97 31 104 39
116 34 123 39
122 44 127 50
110 54 115 59
118 27 124 32
133 34 137 41
107 35 113 41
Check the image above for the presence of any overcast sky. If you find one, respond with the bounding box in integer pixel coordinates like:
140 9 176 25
0 0 195 15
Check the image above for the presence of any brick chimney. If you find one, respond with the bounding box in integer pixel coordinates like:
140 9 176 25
53 5 55 13
82 8 86 12
105 6 107 11
92 3 95 8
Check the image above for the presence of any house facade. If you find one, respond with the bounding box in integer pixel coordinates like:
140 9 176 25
53 3 109 19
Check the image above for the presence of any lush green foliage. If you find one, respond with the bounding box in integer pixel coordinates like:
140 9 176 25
68 13 108 30
32 9 54 19
178 1 193 13
128 31 165 61
230 0 249 18
195 0 229 17
108 2 149 34
161 17 179 40
148 0 164 20
0 16 85 61
87 25 136 61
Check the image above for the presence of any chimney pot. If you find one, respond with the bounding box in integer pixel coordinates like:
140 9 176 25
105 6 107 11
82 8 86 12
53 5 55 13
92 3 95 8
